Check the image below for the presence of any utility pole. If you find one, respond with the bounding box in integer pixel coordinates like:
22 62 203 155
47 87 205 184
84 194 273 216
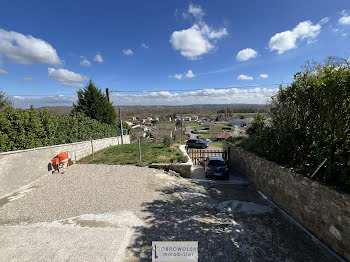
119 106 124 145
180 115 183 144
138 137 142 162
106 88 110 102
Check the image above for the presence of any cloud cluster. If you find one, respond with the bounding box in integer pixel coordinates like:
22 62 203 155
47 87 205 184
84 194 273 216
339 10 350 25
237 74 253 80
122 49 133 55
24 77 35 82
62 82 84 88
170 5 227 59
259 74 269 79
269 19 327 54
236 48 258 61
80 56 91 67
48 68 87 82
141 43 149 49
0 68 8 74
93 53 103 63
188 4 205 19
9 87 278 108
169 70 195 80
0 28 62 65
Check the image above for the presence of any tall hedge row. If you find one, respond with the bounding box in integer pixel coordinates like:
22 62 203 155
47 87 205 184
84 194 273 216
0 106 118 152
240 59 350 189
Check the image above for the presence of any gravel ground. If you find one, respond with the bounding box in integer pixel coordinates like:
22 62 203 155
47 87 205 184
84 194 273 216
0 164 337 261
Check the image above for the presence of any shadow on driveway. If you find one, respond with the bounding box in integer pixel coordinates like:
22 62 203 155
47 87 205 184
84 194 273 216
126 176 335 261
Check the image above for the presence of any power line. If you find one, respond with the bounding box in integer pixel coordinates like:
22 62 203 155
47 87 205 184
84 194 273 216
8 83 291 97
109 83 290 93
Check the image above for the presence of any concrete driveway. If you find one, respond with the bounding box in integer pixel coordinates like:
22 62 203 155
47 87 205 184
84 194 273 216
0 164 337 261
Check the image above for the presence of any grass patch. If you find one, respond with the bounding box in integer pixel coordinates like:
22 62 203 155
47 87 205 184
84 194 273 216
210 142 223 149
79 142 187 166
200 134 214 139
184 122 199 127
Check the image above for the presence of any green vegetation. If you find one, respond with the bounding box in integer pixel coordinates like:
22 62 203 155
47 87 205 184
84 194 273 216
200 134 213 139
184 122 199 127
210 142 223 149
0 107 119 152
72 80 117 125
0 91 11 110
194 126 207 131
79 143 188 166
228 58 350 189
163 134 173 147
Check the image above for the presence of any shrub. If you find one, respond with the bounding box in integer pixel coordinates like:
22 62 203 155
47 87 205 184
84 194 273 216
163 134 173 147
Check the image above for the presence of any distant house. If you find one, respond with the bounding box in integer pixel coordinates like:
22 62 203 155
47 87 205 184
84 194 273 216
125 121 134 127
183 116 191 122
214 133 232 141
191 116 198 121
132 125 150 132
229 119 251 127
131 117 137 121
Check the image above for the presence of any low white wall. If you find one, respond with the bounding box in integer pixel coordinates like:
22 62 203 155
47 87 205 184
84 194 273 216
0 135 130 197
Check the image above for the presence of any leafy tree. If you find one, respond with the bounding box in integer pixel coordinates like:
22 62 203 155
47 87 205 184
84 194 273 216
244 58 350 188
0 90 11 110
72 80 117 125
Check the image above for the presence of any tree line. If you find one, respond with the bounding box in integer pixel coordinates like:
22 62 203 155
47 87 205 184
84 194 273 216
0 81 129 152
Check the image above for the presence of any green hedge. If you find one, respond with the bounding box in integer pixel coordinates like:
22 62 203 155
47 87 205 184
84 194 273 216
0 107 119 152
229 60 350 190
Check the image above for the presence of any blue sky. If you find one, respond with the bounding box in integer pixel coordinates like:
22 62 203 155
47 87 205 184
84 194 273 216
0 0 350 107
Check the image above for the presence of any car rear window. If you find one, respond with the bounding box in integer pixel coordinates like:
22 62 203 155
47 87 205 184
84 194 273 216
209 160 226 167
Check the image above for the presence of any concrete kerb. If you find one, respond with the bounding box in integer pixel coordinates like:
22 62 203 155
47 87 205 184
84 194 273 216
149 145 193 178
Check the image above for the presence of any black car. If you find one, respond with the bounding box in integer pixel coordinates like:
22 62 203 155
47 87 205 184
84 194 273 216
205 157 229 179
186 139 209 149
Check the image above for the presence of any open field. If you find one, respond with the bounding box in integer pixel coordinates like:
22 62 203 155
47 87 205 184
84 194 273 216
79 143 187 166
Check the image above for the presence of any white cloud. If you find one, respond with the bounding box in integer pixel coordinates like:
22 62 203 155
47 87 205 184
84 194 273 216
122 49 133 55
8 87 278 108
0 28 62 65
93 53 103 63
259 74 269 79
174 74 183 80
62 82 84 88
339 10 350 25
237 74 253 80
24 77 35 82
0 68 8 74
48 68 87 82
185 70 195 78
236 48 258 61
170 23 227 59
141 43 149 49
269 19 326 54
188 4 205 19
80 56 91 67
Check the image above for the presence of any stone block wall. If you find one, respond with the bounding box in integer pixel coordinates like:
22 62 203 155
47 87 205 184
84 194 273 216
0 136 130 197
226 143 350 260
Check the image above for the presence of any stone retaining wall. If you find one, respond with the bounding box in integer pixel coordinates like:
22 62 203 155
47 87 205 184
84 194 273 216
225 143 350 261
0 136 130 197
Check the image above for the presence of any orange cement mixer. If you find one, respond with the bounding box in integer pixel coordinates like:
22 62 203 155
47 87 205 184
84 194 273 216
51 152 72 173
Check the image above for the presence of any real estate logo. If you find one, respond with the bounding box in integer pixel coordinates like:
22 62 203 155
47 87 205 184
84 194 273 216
152 241 198 262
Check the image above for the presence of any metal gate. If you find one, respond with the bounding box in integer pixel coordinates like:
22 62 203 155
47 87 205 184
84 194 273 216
188 149 227 166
